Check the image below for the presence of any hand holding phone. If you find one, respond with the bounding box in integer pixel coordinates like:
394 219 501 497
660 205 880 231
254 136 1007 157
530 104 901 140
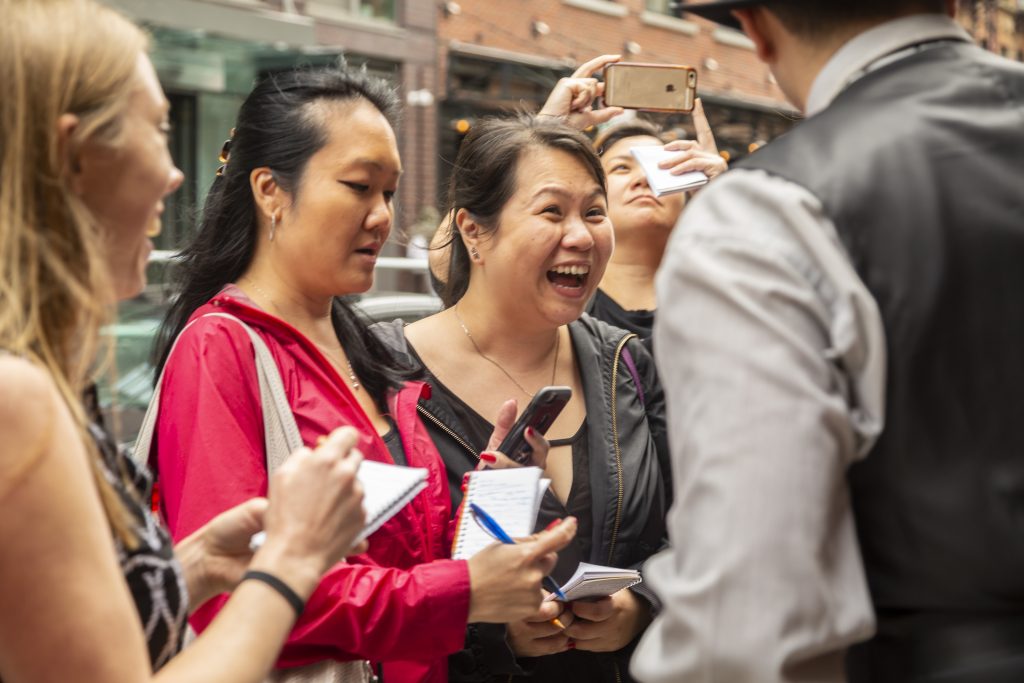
496 386 572 465
603 62 698 113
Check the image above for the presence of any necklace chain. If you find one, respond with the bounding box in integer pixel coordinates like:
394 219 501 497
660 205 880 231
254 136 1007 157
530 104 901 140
453 305 559 398
243 278 360 392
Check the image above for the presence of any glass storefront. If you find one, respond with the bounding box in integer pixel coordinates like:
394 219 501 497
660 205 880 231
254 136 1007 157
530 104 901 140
146 26 399 255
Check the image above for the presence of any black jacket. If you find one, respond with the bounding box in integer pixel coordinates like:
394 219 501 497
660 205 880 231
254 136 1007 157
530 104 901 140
375 315 671 683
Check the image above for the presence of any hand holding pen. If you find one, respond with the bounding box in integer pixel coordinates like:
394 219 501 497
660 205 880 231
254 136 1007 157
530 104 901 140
463 506 577 625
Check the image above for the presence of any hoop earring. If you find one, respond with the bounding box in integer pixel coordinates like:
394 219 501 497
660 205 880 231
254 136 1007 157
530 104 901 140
269 213 277 242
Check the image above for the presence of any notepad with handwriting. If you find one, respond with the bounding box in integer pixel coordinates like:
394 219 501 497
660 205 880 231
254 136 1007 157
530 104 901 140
630 145 709 196
451 467 550 560
547 562 642 602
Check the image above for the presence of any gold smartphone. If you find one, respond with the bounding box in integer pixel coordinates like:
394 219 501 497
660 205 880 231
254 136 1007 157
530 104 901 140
603 62 698 113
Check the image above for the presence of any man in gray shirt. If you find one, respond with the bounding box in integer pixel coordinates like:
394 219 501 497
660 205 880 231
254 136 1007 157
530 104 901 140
633 1 1024 681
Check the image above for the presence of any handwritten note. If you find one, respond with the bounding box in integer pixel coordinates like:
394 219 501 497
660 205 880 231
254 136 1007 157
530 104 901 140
452 467 550 559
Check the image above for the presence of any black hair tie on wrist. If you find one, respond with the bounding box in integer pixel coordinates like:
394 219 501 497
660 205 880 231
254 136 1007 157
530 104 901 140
241 570 305 618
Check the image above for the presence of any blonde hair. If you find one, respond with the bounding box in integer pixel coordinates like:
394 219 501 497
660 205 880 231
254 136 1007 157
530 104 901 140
0 0 150 546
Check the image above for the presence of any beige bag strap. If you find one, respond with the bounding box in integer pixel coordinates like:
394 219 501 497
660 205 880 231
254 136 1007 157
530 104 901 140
134 312 303 471
133 313 372 683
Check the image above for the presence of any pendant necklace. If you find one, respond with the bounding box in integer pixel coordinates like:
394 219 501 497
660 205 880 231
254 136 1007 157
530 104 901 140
453 304 559 398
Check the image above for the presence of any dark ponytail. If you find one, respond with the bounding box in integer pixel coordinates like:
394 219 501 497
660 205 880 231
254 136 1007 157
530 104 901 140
155 64 411 409
438 116 606 309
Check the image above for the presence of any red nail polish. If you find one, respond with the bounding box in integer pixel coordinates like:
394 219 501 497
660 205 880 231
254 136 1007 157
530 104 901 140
479 452 497 464
545 518 563 531
566 640 576 650
526 427 535 438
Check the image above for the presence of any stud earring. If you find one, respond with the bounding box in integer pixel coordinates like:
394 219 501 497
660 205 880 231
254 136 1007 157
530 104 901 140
470 246 479 260
269 213 277 242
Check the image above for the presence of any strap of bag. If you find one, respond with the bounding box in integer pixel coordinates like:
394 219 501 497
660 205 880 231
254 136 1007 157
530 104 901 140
133 313 373 682
133 312 302 474
619 343 646 409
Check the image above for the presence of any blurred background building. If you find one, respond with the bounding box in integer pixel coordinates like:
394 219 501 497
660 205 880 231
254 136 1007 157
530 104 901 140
98 0 1024 440
107 0 1023 256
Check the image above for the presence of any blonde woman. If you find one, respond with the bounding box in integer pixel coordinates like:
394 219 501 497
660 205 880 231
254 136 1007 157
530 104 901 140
0 1 372 680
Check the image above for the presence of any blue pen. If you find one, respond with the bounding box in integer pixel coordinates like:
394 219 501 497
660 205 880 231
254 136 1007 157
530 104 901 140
468 502 568 601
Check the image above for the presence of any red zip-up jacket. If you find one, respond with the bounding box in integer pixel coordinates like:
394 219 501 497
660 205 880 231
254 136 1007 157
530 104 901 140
150 287 470 682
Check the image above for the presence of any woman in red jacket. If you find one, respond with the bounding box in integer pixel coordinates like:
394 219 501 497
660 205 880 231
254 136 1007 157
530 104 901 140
149 66 575 683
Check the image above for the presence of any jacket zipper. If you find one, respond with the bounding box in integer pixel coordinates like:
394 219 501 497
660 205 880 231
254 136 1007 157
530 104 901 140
614 660 622 683
607 334 636 564
416 404 479 460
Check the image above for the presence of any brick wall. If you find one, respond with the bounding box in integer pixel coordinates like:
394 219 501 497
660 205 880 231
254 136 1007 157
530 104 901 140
436 0 789 109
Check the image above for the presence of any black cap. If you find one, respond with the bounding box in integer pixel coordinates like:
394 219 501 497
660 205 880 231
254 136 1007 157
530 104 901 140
671 0 765 30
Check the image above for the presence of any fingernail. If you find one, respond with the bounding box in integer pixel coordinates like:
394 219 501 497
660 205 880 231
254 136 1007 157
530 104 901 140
545 518 563 531
567 640 576 650
316 435 328 446
525 427 535 438
479 452 497 464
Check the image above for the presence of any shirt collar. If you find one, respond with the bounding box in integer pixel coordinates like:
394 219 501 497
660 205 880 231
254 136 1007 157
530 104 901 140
805 14 973 117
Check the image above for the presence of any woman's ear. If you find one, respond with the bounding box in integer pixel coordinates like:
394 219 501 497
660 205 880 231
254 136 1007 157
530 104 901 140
57 113 85 194
249 167 285 227
455 208 484 263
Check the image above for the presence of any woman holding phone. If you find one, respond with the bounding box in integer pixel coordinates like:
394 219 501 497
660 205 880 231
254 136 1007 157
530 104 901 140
0 1 372 681
376 115 669 683
588 105 727 346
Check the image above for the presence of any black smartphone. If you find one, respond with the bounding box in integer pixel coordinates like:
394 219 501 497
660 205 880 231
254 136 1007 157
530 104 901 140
496 386 572 465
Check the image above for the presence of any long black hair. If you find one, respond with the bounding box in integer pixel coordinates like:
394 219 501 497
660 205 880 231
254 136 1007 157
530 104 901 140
438 116 606 308
154 64 411 409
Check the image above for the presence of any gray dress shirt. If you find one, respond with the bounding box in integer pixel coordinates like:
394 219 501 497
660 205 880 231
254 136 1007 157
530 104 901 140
632 14 973 683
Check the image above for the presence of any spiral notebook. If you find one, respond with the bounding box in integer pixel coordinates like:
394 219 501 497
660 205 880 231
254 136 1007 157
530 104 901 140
250 459 428 550
452 467 550 560
355 459 429 542
546 562 642 602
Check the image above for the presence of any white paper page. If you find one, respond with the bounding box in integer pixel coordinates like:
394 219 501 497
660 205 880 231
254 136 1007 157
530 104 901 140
355 459 429 541
547 562 642 602
452 467 544 559
630 146 709 196
250 459 428 550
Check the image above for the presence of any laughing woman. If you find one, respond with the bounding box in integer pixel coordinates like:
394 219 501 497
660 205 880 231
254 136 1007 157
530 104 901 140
376 117 670 683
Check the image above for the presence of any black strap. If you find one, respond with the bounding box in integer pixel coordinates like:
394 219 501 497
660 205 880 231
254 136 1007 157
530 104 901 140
241 570 305 618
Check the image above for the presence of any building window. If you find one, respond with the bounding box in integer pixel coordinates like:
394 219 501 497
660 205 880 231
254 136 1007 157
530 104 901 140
356 0 395 21
646 0 675 14
311 0 396 22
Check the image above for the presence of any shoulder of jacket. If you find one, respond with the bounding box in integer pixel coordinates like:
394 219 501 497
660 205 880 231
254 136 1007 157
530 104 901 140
573 313 633 355
370 319 410 355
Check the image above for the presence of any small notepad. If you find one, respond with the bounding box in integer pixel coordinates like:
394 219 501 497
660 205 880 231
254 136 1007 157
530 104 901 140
355 459 429 542
630 146 709 196
452 467 550 560
250 459 428 550
547 562 642 602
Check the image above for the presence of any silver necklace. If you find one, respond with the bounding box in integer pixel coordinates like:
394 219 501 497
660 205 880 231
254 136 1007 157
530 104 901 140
453 304 559 398
243 278 361 392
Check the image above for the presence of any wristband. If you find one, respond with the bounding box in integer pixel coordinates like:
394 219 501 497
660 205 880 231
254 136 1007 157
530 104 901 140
241 570 305 618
